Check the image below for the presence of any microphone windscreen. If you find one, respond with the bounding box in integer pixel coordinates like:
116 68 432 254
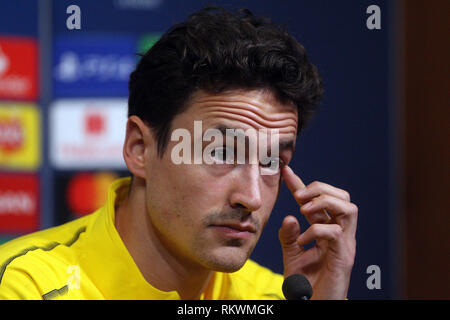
282 274 313 300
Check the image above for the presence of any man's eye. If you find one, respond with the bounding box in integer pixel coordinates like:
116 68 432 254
210 146 233 163
259 157 285 175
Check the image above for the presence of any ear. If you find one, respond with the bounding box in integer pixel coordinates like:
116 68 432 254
123 116 154 179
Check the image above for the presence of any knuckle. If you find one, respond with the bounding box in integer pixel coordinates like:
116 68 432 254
320 194 332 203
343 191 351 201
318 192 328 201
333 225 344 238
309 223 318 232
293 189 306 200
309 181 321 189
309 223 321 234
350 203 359 215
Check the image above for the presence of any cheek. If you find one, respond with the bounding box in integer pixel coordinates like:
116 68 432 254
150 161 228 218
259 184 280 223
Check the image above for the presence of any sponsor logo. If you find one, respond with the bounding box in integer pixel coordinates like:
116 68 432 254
84 112 105 136
0 116 23 152
0 191 35 215
66 171 119 217
54 170 127 224
50 99 127 169
0 104 41 170
0 174 39 233
54 51 134 83
0 37 38 100
53 35 136 97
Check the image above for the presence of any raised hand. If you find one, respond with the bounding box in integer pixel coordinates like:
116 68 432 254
278 166 358 300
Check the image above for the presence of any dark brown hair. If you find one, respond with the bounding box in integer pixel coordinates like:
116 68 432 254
128 6 323 156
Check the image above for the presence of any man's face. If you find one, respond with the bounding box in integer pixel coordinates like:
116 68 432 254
144 89 298 272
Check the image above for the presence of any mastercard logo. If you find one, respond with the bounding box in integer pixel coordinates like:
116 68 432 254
66 172 118 217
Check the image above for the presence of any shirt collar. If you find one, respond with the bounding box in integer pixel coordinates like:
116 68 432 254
79 177 181 299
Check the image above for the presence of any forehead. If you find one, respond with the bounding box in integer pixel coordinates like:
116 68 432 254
183 89 299 135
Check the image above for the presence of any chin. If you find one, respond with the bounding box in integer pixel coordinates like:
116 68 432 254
200 246 252 273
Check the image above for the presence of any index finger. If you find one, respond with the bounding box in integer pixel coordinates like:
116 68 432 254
281 165 306 193
282 165 331 224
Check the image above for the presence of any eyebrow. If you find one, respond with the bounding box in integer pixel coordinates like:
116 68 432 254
279 139 295 153
210 124 295 153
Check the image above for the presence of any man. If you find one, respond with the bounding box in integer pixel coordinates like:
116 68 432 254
0 7 357 300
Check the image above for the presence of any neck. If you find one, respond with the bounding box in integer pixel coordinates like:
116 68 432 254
114 177 213 300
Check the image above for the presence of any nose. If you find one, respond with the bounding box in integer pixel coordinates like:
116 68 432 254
229 164 263 212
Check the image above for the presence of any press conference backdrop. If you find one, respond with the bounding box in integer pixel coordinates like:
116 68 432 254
0 0 397 299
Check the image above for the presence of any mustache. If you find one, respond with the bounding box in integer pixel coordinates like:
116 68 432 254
202 210 260 230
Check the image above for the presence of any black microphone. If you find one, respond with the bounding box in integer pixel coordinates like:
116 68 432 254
282 274 313 300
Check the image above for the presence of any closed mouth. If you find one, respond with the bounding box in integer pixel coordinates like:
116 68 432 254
209 223 256 233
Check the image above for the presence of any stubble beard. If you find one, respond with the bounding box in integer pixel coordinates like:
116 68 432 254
190 229 260 273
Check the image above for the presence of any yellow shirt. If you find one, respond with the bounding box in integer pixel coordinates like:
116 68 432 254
0 177 284 300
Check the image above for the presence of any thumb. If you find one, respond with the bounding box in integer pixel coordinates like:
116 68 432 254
278 215 303 251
